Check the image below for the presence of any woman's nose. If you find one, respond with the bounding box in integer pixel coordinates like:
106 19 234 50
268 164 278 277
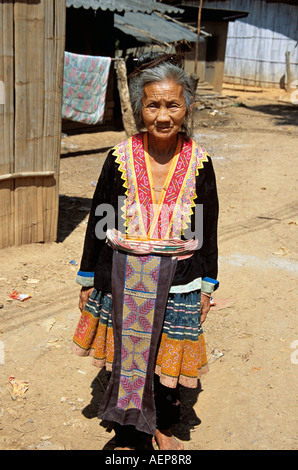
156 106 171 121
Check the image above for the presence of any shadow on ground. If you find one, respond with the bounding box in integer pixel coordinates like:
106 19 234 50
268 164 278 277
246 102 298 127
80 368 203 449
57 195 92 242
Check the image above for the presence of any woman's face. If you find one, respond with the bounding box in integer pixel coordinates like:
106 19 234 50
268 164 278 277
141 79 188 142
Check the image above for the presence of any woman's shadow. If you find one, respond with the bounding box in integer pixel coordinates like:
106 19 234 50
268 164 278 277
81 369 116 449
81 368 203 448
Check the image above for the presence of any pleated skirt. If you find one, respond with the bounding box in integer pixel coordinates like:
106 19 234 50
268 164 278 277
73 288 208 389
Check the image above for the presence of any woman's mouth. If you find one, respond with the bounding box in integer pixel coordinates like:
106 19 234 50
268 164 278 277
155 126 172 131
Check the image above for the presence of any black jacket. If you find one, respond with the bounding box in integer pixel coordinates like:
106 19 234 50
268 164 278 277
78 144 219 292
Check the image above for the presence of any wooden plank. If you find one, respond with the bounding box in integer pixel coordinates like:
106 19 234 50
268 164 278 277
0 171 55 182
116 59 138 138
14 0 45 173
14 177 44 246
0 180 15 248
42 175 59 243
42 0 66 242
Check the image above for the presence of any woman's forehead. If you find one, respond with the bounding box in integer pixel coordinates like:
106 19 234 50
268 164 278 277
143 80 185 101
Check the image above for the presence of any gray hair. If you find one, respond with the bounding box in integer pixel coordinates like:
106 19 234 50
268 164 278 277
129 61 194 137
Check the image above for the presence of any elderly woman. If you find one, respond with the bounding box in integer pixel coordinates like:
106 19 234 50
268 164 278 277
72 53 219 450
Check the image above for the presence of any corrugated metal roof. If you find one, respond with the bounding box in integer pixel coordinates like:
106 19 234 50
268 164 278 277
180 5 249 22
66 0 183 14
115 12 199 45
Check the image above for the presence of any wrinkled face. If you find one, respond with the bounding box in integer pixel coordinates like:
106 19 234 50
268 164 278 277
141 79 188 141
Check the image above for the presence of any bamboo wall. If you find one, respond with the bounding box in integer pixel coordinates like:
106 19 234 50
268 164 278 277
0 0 66 249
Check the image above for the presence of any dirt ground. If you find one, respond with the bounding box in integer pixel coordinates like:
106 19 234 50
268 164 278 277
0 88 297 451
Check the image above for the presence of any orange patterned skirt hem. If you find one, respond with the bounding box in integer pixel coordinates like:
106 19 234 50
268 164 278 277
73 289 208 389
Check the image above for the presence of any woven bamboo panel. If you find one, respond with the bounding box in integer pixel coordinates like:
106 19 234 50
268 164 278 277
0 0 66 249
0 1 14 247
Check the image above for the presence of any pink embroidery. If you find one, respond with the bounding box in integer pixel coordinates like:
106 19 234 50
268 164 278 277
113 133 209 239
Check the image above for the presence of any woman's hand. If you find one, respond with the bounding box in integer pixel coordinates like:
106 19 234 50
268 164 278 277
79 286 94 312
200 293 211 324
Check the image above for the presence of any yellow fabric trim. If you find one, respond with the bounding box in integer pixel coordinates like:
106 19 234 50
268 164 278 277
144 133 182 239
112 139 129 233
180 143 209 236
112 134 210 240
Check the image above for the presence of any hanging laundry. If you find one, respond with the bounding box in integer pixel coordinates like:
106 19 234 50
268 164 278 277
62 52 111 125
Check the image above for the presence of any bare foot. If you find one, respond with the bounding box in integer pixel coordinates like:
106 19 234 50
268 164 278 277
155 429 184 450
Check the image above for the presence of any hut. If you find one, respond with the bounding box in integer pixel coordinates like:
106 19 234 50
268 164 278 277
0 0 66 249
173 0 298 89
161 1 249 91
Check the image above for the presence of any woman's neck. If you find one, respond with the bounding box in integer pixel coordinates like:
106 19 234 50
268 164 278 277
147 133 179 164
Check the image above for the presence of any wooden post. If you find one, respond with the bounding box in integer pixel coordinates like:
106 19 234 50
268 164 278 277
116 59 138 138
194 0 203 76
286 51 292 92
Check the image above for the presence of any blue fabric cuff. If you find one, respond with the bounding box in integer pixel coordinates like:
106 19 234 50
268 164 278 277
201 277 219 293
76 271 94 287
